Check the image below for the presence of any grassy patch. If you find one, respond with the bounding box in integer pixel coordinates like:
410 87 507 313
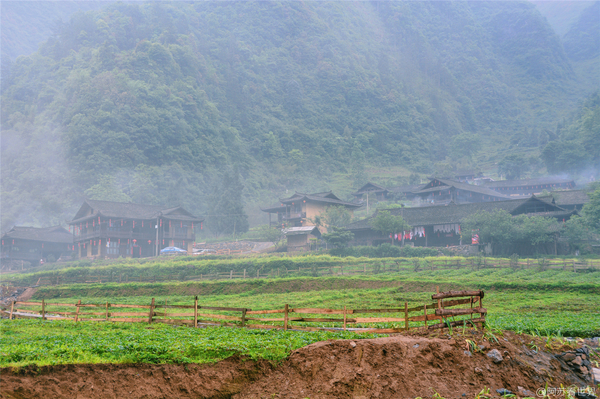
0 319 376 368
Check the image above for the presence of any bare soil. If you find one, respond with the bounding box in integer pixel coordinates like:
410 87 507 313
1 332 595 399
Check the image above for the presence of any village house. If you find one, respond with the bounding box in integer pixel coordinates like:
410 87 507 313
351 182 420 204
346 195 577 248
261 191 362 229
1 226 73 267
482 177 575 197
411 178 509 205
283 226 322 252
69 200 203 259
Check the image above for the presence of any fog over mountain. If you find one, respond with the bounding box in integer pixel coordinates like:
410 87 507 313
1 1 598 230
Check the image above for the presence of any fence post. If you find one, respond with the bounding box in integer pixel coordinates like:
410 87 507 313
105 302 109 321
241 309 247 327
148 298 155 324
423 305 427 328
75 300 81 322
9 301 14 320
194 296 198 328
364 264 366 273
343 306 347 331
404 302 408 330
573 261 576 273
257 270 259 278
243 269 246 279
230 270 233 279
284 304 289 331
41 299 46 321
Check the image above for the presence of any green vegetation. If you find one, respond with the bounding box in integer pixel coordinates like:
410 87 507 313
0 319 374 368
463 185 600 256
369 211 410 245
1 1 586 229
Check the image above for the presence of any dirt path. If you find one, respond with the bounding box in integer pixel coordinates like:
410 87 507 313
1 333 596 399
16 287 38 302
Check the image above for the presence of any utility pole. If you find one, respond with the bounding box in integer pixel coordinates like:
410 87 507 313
155 217 159 257
367 191 369 216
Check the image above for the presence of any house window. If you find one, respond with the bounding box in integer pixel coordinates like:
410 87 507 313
106 241 119 255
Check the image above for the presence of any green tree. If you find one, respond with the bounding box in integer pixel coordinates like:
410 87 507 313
322 226 354 248
450 133 481 159
84 175 131 202
369 210 411 245
581 186 600 233
254 225 283 246
321 206 352 228
498 154 529 179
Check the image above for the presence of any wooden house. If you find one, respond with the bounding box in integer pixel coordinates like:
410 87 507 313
411 178 509 205
261 191 362 229
483 177 575 197
1 226 73 266
284 226 322 252
346 195 577 248
69 200 203 259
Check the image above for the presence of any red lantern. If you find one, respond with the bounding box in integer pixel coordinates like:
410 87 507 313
142 221 144 228
42 243 44 249
148 240 151 245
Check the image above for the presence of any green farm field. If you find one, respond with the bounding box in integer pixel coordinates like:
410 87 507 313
2 263 599 369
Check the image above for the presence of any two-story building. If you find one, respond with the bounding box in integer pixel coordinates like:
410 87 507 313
261 191 362 229
1 226 73 267
69 200 203 259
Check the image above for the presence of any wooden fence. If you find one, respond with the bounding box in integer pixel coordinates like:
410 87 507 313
1 289 485 333
3 257 597 287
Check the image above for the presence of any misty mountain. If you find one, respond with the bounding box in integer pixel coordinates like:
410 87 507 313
0 1 594 229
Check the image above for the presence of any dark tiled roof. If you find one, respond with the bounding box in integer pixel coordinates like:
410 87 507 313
389 184 422 194
551 190 590 206
280 192 361 208
413 178 509 198
70 200 202 224
483 177 575 188
2 226 72 244
347 199 529 230
353 182 387 194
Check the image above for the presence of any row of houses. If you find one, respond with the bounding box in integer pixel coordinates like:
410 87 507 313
0 177 591 263
353 177 577 205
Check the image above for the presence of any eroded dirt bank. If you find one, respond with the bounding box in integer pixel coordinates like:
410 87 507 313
1 333 596 399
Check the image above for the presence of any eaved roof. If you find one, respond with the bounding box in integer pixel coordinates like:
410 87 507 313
353 182 388 194
70 200 203 224
347 199 529 231
280 191 362 208
483 177 575 188
2 226 73 244
347 195 574 232
551 190 590 206
413 178 509 198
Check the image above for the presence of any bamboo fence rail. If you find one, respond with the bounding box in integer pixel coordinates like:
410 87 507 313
1 289 485 333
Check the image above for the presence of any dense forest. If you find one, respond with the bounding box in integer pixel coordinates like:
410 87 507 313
1 1 598 230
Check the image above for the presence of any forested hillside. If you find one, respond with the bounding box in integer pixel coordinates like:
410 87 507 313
0 1 592 230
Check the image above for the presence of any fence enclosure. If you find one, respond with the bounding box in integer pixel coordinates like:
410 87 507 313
1 289 485 333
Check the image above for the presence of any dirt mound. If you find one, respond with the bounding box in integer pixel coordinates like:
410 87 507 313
1 333 595 399
0 356 271 399
236 332 593 399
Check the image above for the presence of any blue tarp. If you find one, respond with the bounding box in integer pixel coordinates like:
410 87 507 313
160 246 187 254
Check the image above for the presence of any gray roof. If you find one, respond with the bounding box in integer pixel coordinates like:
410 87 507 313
413 178 509 198
2 226 73 244
551 190 590 206
280 192 361 208
70 200 203 224
483 177 575 188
